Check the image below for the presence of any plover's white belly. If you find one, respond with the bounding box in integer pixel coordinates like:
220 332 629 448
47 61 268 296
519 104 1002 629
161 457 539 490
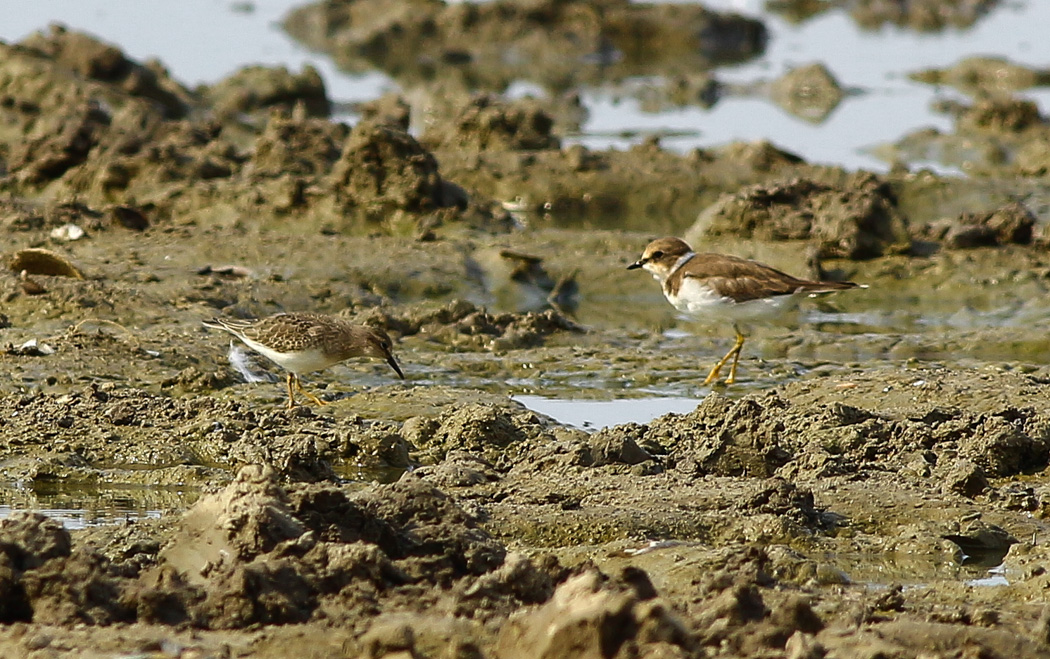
667 279 799 324
241 337 338 374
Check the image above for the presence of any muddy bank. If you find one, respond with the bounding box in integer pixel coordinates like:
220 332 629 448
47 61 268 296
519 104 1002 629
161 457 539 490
3 25 1043 239
1 369 1049 657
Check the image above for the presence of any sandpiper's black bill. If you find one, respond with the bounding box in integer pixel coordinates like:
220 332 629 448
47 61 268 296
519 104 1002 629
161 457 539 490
627 260 643 270
387 355 405 379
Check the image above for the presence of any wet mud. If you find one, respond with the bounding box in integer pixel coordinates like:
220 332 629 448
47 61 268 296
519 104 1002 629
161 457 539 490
1 11 1050 659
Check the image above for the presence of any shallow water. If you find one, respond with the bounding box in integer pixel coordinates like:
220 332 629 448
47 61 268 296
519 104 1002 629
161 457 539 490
513 394 705 429
0 505 163 529
0 484 173 528
966 567 1010 588
582 0 1050 171
805 551 1016 588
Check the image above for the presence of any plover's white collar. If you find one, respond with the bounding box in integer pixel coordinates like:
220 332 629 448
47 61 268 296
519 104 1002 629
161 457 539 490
667 251 696 279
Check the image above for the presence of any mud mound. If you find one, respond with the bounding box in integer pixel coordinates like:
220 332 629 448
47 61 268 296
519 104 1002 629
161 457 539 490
18 24 192 118
956 96 1044 134
911 56 1050 96
680 547 828 655
914 201 1036 249
849 0 1000 31
0 385 413 486
0 511 126 624
0 32 507 234
22 547 136 626
148 467 543 631
770 62 844 123
328 123 445 216
204 65 330 119
0 513 72 573
0 30 240 197
689 173 912 259
0 468 557 636
615 389 1049 490
496 568 697 657
888 93 1050 175
404 403 549 462
248 111 348 178
318 121 511 233
421 94 560 152
494 545 830 658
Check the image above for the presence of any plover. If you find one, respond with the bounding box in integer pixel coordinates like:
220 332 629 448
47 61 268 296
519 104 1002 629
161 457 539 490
628 237 862 385
203 313 404 408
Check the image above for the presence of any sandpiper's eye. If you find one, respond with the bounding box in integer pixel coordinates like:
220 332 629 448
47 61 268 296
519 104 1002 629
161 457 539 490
650 250 663 259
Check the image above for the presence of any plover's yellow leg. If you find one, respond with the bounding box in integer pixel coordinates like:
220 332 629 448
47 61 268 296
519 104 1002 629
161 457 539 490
702 328 746 386
702 349 732 385
285 373 298 409
293 375 328 407
724 329 747 385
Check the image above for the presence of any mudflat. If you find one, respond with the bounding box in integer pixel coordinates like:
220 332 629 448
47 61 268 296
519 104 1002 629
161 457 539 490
2 10 1050 658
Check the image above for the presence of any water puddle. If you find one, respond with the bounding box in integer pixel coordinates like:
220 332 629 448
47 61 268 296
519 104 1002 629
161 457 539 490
811 551 1016 589
513 395 703 430
0 504 163 530
965 565 1009 588
0 483 195 529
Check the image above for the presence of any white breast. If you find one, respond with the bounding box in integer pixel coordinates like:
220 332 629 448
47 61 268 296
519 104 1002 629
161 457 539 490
667 278 729 315
667 278 801 324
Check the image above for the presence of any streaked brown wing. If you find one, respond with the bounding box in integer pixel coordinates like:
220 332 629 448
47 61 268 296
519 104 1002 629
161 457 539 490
246 313 333 352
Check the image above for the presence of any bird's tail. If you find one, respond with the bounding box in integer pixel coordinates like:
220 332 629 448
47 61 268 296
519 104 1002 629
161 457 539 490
202 317 253 333
798 280 867 296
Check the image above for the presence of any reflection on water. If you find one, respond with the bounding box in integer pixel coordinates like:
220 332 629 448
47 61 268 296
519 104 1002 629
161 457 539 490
513 395 703 430
0 482 196 529
0 504 162 530
333 464 407 485
966 564 1009 587
813 552 1014 589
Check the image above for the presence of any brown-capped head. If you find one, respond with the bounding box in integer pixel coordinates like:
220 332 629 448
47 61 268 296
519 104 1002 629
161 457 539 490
627 237 694 279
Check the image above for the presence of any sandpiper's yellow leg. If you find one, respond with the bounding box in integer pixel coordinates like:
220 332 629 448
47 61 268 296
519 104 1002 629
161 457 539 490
702 327 747 386
293 375 328 407
285 373 297 409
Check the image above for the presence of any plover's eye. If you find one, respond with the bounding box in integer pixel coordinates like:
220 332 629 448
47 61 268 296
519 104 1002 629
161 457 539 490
651 250 663 259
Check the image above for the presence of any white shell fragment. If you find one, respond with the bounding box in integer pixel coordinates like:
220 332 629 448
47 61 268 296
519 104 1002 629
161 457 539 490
50 224 86 242
8 339 56 356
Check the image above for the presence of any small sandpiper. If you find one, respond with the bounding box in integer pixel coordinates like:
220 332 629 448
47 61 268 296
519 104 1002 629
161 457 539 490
203 312 404 408
628 237 862 386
